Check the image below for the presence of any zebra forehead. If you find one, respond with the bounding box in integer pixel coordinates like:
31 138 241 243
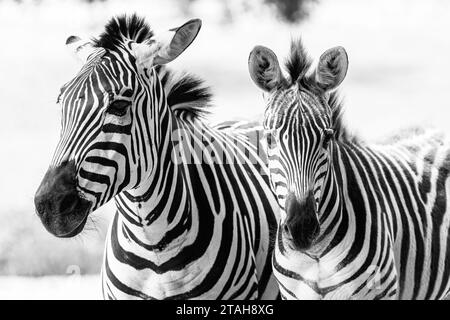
67 49 142 94
300 93 331 123
267 90 330 130
62 60 112 96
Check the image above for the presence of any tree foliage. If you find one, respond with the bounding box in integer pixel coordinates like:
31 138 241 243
264 0 317 23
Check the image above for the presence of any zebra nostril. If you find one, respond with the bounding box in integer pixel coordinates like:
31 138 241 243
59 193 79 214
35 201 47 218
34 192 53 218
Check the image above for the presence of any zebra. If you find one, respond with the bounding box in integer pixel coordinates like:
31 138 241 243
247 39 450 299
34 14 280 300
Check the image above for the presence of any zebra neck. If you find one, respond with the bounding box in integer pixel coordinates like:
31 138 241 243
118 108 193 250
313 142 372 257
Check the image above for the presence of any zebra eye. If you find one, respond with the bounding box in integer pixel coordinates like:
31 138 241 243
107 100 131 116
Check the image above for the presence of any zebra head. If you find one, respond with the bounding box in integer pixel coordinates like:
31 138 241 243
248 41 348 250
34 15 201 238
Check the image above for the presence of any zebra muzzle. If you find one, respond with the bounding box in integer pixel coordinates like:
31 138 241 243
34 160 92 238
282 192 320 250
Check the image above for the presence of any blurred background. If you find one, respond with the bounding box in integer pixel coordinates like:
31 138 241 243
0 0 449 299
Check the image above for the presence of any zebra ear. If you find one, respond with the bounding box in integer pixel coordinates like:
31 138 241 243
153 19 202 65
132 19 201 68
66 35 95 63
248 46 285 92
315 46 348 92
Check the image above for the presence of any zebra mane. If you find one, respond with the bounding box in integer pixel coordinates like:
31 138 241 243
156 66 213 120
328 91 358 144
285 39 313 86
285 39 357 144
93 14 154 50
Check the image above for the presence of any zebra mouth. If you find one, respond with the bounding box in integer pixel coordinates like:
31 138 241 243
55 214 89 238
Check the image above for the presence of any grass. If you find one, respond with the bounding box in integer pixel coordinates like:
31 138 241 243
0 208 107 276
0 275 101 299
